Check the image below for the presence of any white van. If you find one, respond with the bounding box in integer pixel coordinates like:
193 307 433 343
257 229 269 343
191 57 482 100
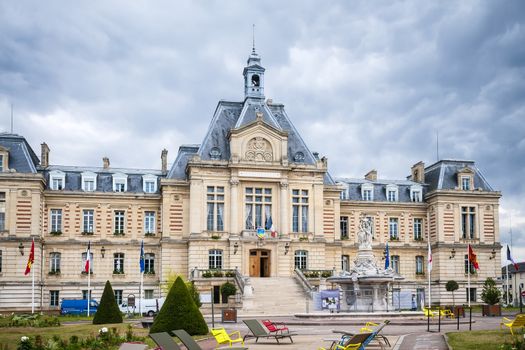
119 298 164 316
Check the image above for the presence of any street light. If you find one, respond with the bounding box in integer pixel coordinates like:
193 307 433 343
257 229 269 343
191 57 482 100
100 246 106 258
18 242 25 255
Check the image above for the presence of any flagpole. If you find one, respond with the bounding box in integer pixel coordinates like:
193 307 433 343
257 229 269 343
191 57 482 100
87 266 90 317
506 262 510 306
140 271 143 316
428 242 431 309
467 244 471 308
31 252 35 314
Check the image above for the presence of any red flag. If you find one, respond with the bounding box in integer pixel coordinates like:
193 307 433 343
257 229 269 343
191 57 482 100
24 239 35 275
468 244 480 270
84 241 91 273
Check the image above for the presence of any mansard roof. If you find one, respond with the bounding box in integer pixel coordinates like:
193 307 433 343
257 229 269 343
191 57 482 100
0 133 39 173
337 178 426 202
424 159 494 192
167 99 320 180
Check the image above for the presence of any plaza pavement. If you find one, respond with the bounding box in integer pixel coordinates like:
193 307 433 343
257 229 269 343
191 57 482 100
190 313 508 350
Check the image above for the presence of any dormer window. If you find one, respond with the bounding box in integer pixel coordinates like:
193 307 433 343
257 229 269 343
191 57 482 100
410 184 423 202
461 176 471 190
81 172 97 192
0 146 9 172
49 170 66 190
386 184 398 202
112 173 128 192
142 174 157 193
361 183 374 201
457 167 475 191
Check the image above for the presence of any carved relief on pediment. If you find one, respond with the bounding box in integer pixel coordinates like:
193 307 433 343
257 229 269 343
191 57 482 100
245 137 273 162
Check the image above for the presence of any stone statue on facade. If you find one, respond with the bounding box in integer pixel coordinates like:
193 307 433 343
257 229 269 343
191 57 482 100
357 216 373 250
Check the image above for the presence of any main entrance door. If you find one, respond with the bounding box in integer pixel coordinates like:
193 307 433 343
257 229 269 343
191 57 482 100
249 249 271 277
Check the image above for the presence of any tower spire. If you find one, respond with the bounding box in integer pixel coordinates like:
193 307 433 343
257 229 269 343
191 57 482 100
252 24 256 54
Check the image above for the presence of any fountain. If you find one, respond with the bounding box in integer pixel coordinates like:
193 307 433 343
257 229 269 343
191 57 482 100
327 217 402 312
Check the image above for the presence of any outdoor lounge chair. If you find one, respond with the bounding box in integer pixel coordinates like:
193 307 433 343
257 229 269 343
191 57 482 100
172 329 248 350
501 314 525 335
149 332 182 350
423 307 438 317
318 332 372 350
262 319 290 334
117 343 149 350
439 308 455 319
243 319 295 343
212 327 245 348
331 320 391 349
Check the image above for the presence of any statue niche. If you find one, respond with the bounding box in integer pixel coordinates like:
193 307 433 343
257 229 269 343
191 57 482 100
245 137 273 162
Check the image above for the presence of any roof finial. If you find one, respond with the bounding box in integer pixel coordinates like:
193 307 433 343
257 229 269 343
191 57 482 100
252 24 256 54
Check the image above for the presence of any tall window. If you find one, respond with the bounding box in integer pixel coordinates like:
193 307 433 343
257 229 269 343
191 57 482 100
292 189 309 233
415 256 424 275
466 288 477 302
389 218 399 240
461 206 476 239
144 290 154 299
52 178 64 190
464 254 477 274
340 216 348 239
413 218 423 240
82 209 94 234
84 179 95 191
144 181 156 193
0 192 5 231
114 210 125 234
144 253 155 274
0 155 3 172
114 290 123 305
245 187 272 230
82 290 92 300
294 250 308 270
81 252 93 273
50 291 59 307
342 255 350 272
411 190 422 202
391 255 400 273
387 190 396 201
461 177 471 190
50 252 61 273
114 253 124 273
0 250 2 273
207 186 225 231
209 249 223 269
363 189 372 201
144 211 156 234
50 209 62 233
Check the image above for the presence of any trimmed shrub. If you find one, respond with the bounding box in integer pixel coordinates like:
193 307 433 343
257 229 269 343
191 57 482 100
446 280 459 306
93 280 123 324
150 276 208 335
220 282 237 303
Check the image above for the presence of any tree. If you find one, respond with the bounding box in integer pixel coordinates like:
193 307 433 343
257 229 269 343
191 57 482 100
150 276 208 335
481 277 501 305
162 271 202 308
446 280 459 306
93 280 123 324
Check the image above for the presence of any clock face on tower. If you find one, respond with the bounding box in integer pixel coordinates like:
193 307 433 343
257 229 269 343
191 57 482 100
251 74 260 87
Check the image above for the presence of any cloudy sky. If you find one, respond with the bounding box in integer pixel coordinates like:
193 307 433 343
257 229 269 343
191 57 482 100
0 1 524 262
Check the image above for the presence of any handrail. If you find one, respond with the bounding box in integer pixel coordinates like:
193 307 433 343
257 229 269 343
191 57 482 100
234 267 246 294
294 268 316 296
189 267 246 294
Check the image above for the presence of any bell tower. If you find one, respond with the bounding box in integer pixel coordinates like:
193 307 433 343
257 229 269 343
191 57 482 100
243 46 265 100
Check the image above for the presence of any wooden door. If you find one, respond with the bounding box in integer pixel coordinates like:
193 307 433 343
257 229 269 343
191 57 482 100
249 250 259 277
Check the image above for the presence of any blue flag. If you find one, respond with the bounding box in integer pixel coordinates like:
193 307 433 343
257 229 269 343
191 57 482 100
384 243 390 270
139 240 145 273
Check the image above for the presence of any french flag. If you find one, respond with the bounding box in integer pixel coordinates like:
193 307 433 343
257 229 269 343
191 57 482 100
507 245 519 271
84 241 91 273
266 216 277 238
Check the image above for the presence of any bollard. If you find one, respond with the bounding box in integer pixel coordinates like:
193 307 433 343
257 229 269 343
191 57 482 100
438 308 441 332
211 287 215 329
457 309 460 330
427 308 430 332
469 306 472 331
520 286 523 314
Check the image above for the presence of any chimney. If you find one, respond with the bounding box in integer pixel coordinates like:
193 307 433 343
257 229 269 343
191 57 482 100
365 170 377 181
161 149 168 174
103 157 110 169
411 161 425 183
40 143 50 168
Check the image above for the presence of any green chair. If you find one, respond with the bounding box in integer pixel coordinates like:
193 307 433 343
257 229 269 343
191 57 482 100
149 332 182 350
243 319 295 343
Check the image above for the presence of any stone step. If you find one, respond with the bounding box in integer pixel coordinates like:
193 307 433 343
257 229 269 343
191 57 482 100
242 277 308 314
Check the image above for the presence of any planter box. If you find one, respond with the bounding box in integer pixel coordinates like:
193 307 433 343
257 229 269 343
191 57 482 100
482 304 501 317
221 308 237 323
453 305 465 318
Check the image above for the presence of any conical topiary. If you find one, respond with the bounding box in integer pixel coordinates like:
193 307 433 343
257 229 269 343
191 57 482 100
93 280 123 324
150 276 208 335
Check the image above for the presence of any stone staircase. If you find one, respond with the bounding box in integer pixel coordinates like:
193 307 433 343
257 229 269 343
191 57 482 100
240 277 310 315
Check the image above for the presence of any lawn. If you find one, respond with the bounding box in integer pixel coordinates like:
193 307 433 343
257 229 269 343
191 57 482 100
0 322 155 350
447 329 521 350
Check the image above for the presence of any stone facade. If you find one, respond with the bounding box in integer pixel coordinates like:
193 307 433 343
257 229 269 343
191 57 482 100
0 49 501 312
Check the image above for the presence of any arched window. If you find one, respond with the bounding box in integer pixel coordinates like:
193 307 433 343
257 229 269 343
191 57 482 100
294 250 308 270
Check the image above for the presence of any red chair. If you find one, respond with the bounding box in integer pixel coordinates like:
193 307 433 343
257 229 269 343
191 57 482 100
262 319 290 334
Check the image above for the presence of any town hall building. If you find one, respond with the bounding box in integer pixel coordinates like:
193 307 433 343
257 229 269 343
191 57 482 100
0 48 501 312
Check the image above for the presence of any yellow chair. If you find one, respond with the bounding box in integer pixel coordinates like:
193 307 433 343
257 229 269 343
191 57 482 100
501 314 525 335
211 328 244 349
359 321 379 333
423 307 438 318
439 308 455 319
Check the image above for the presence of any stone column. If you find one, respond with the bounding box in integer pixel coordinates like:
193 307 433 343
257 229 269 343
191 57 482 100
230 178 239 235
280 181 288 236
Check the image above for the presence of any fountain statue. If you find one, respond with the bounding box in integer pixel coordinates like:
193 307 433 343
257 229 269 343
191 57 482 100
327 216 402 312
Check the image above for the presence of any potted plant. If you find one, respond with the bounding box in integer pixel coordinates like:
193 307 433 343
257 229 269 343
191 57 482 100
481 277 502 316
445 280 463 317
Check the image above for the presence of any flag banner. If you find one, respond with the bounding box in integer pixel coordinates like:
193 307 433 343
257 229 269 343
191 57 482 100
507 245 519 271
384 243 390 270
428 242 433 272
266 216 277 238
140 240 145 273
468 244 480 270
84 241 91 273
24 239 35 276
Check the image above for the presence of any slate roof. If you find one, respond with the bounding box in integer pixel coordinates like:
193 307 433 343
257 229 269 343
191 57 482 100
43 165 163 193
502 262 525 275
336 178 426 203
0 133 39 173
424 160 494 192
